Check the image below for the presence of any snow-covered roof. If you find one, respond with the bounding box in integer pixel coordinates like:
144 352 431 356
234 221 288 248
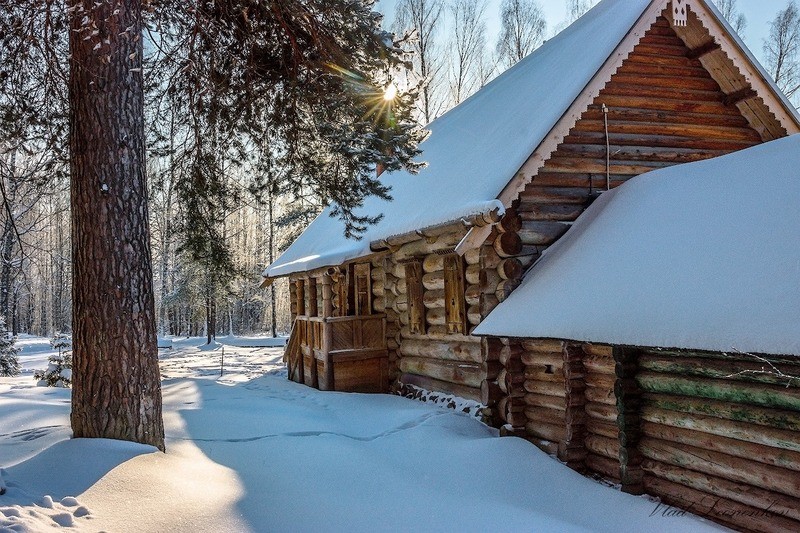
264 0 652 278
474 135 800 356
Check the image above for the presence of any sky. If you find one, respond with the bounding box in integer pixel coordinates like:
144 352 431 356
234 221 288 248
374 0 791 66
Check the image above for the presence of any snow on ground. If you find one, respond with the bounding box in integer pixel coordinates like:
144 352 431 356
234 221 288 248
2 337 726 532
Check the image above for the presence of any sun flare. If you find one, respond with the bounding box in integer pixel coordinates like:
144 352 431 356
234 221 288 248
383 83 398 102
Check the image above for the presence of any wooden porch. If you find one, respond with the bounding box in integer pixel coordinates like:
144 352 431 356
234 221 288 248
285 314 389 393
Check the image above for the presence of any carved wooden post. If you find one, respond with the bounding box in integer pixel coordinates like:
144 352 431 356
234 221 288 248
322 274 333 318
559 343 588 471
614 346 644 495
295 279 305 316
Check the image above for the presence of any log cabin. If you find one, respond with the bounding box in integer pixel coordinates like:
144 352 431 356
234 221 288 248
264 0 799 400
264 2 800 527
473 135 800 533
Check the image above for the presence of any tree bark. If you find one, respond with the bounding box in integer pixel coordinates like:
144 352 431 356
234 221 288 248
69 0 164 450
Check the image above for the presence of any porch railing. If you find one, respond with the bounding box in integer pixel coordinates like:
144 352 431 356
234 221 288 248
285 314 388 392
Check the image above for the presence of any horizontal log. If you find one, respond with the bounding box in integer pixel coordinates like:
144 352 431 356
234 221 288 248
493 231 523 258
422 271 444 291
586 402 618 423
583 355 616 376
525 406 567 430
467 305 481 326
524 393 567 411
423 290 445 309
639 354 800 388
478 245 501 269
373 297 386 312
497 212 523 234
392 294 408 313
585 385 616 405
394 232 462 262
399 373 482 403
563 130 758 152
528 438 560 456
639 436 800 499
370 267 385 281
483 337 503 363
643 460 800 525
586 372 616 392
497 258 524 281
641 406 800 453
463 247 481 266
483 361 503 381
465 264 481 285
586 453 621 481
525 421 567 443
481 379 503 406
519 221 571 246
544 156 669 176
523 379 566 397
522 352 564 371
582 344 614 361
498 343 523 366
479 294 499 318
518 203 584 222
639 347 800 366
371 279 384 296
425 307 446 326
641 421 800 472
465 284 481 305
518 186 591 206
521 339 566 354
636 372 800 411
398 357 484 389
398 338 482 364
586 434 620 461
643 393 800 431
400 328 479 345
422 254 444 273
586 418 619 439
524 367 565 383
495 279 520 302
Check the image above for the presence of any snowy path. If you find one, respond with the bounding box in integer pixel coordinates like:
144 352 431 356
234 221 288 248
1 337 726 532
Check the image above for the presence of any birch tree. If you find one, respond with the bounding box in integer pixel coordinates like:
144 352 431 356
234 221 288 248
712 0 747 35
447 0 489 105
765 1 800 104
394 0 447 123
496 0 547 69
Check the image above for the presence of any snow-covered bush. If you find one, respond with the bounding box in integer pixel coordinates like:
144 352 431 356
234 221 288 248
34 351 72 388
0 318 20 377
50 331 72 355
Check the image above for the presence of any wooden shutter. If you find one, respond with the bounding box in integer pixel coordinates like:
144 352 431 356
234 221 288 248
443 254 467 334
404 261 426 335
353 263 371 316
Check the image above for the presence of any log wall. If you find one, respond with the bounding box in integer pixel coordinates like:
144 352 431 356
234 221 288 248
377 227 486 403
510 339 800 533
636 348 800 532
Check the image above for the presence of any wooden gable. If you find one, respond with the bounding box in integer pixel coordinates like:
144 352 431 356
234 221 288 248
514 14 782 253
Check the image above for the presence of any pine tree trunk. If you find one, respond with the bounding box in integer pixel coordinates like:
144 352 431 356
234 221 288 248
68 0 164 451
268 189 277 337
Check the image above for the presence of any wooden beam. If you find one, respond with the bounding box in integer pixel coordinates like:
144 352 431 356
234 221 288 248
723 87 758 106
686 40 720 60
